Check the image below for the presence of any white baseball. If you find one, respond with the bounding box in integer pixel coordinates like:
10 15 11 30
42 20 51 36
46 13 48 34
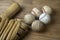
42 5 52 15
31 8 42 17
39 13 51 24
24 14 35 24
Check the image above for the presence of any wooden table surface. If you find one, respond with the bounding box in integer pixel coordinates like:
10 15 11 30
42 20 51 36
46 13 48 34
0 0 60 40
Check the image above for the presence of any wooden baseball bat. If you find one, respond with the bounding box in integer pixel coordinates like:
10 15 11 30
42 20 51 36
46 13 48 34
10 21 20 40
1 19 15 40
0 2 20 32
6 19 18 40
0 18 9 36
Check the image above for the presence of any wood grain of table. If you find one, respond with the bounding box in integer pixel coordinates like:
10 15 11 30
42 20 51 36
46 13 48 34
0 0 60 40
